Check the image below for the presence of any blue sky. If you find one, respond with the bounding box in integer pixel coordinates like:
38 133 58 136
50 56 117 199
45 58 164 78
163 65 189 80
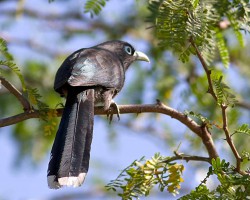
0 121 176 200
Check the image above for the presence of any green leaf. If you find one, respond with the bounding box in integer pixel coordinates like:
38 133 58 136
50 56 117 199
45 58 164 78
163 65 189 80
84 0 108 17
0 38 13 61
26 87 49 118
106 154 184 199
184 110 210 125
233 124 250 136
212 73 237 106
192 0 199 8
147 0 218 65
215 30 229 68
0 60 26 92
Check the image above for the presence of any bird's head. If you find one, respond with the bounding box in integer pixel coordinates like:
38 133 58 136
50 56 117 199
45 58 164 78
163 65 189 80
96 40 150 70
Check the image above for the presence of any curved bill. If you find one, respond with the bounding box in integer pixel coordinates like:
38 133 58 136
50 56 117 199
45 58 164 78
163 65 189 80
133 51 150 63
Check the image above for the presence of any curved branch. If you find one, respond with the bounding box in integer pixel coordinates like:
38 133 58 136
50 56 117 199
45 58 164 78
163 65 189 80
189 37 243 172
0 101 219 161
1 102 201 135
0 76 31 110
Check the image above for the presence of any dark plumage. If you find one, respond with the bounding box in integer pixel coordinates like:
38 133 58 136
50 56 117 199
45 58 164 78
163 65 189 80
47 40 150 189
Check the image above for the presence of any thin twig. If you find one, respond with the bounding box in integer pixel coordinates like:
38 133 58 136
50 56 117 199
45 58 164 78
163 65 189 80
236 100 250 110
189 37 217 101
0 76 31 111
164 151 211 163
221 105 244 174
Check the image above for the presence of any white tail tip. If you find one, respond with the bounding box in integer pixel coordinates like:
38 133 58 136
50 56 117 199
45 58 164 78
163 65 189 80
48 173 87 189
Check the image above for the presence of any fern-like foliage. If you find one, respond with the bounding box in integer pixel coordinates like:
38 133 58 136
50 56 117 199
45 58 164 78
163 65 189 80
0 37 26 91
26 88 49 116
84 0 108 17
184 110 221 129
48 0 108 17
211 74 237 106
180 157 250 200
233 124 250 136
106 153 184 199
0 60 27 92
215 29 229 68
147 0 250 66
43 109 58 135
0 38 13 61
147 0 218 64
185 110 210 124
214 0 250 46
0 37 49 116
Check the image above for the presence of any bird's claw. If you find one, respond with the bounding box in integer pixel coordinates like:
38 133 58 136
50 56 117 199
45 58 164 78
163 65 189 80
107 102 120 123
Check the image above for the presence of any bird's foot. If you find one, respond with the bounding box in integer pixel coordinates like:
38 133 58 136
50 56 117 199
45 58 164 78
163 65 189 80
107 101 120 123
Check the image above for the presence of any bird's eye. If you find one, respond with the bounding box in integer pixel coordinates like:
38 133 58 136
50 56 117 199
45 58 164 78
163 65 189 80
124 46 133 55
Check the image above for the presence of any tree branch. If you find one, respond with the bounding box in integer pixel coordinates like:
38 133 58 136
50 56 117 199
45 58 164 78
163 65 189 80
190 37 243 172
164 151 211 163
221 105 244 174
236 100 250 110
0 100 219 161
190 37 217 101
0 76 31 111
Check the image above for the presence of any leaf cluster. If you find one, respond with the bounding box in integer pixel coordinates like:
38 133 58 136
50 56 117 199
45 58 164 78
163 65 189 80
0 38 56 162
211 73 238 107
84 0 109 17
0 38 50 116
0 38 26 91
147 0 250 66
49 0 109 18
233 123 250 136
180 158 250 200
106 153 184 199
147 0 217 64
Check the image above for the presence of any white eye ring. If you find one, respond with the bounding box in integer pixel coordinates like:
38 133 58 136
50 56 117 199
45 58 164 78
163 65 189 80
124 46 133 55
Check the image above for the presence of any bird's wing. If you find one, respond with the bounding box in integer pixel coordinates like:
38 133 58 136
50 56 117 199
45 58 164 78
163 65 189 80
54 48 125 92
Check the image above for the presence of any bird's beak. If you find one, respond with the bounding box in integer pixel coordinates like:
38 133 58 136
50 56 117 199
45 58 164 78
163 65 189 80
133 51 150 63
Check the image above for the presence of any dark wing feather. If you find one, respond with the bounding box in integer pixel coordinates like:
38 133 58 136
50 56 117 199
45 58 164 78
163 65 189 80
54 48 125 94
54 49 84 93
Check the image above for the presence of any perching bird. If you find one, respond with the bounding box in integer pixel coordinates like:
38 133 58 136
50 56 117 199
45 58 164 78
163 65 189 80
47 40 150 189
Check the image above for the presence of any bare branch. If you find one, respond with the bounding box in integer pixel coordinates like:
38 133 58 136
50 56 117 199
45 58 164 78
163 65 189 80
0 76 31 111
0 110 41 127
0 101 219 161
221 105 244 174
0 7 82 21
200 125 218 159
1 103 201 134
236 100 250 110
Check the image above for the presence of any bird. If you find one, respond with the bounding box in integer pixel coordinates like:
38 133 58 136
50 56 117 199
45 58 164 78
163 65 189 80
47 40 150 189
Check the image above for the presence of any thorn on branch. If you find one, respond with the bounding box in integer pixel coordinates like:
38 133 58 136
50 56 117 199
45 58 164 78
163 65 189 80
156 99 163 106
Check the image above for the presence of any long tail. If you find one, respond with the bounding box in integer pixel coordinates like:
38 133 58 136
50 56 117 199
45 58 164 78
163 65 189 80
47 88 94 189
